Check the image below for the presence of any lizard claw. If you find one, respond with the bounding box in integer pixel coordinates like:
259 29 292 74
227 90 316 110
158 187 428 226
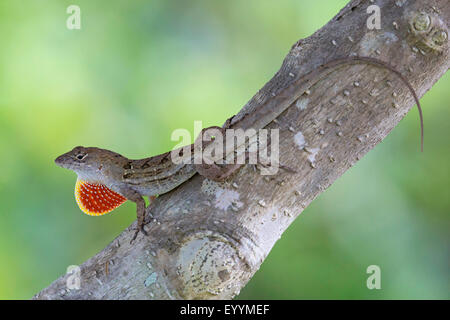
130 230 139 244
279 164 297 173
143 213 154 226
130 224 148 244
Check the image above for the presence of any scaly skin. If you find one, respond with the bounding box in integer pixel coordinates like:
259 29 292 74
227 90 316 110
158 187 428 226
55 146 197 241
55 56 424 243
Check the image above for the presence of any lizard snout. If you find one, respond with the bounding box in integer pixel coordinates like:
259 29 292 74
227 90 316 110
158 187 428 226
54 154 70 168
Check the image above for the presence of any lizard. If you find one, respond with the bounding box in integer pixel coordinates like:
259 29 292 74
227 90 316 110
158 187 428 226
54 56 424 242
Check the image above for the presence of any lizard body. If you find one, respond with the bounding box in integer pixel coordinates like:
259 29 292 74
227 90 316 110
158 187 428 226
55 56 424 241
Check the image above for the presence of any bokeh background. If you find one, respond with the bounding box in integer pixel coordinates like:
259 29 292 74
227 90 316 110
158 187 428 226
0 0 448 300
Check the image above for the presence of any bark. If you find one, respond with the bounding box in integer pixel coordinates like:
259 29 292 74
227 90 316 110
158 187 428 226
34 0 449 300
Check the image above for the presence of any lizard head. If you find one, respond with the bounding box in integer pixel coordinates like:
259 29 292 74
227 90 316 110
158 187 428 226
55 146 128 216
55 146 125 181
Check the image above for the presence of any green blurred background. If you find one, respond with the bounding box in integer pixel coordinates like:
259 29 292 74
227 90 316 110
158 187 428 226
0 0 448 299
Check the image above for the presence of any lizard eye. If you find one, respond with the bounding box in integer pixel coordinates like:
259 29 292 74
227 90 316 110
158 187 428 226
76 153 87 160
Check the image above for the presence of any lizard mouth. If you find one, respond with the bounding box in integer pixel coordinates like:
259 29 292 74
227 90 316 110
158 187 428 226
54 154 72 169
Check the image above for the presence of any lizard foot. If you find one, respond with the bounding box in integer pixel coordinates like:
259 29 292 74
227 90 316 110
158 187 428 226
256 162 297 174
278 163 297 173
143 213 155 226
130 224 148 244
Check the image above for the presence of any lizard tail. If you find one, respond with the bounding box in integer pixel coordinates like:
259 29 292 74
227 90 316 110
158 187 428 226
324 56 424 152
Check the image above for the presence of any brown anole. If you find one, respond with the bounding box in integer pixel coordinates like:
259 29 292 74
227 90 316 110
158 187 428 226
55 56 423 242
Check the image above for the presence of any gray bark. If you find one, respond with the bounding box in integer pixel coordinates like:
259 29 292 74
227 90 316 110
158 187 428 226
34 0 449 300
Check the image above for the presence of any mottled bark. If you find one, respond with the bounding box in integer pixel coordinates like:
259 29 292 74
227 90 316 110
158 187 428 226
34 0 449 300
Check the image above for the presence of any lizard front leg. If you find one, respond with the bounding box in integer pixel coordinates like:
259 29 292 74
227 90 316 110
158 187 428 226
131 196 147 243
118 187 148 243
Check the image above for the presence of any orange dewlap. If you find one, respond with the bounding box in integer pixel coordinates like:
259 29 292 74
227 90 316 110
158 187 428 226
75 180 127 216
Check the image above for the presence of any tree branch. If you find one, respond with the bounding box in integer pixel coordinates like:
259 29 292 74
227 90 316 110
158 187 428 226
34 0 449 300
